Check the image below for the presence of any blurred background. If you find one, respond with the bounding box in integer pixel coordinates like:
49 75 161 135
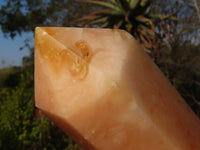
0 0 199 149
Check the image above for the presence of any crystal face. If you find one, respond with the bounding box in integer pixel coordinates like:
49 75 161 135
35 27 200 150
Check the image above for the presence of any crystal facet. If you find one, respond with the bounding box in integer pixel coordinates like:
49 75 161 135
35 27 200 150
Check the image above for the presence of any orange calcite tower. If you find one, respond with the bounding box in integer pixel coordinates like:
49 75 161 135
35 27 200 150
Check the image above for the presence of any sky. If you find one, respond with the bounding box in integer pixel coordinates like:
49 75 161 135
0 31 33 68
0 0 33 69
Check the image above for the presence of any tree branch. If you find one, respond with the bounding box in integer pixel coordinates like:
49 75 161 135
193 0 200 22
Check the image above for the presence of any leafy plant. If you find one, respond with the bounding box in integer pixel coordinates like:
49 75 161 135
74 0 181 59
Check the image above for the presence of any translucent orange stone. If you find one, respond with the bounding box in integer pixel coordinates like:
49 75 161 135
35 27 200 150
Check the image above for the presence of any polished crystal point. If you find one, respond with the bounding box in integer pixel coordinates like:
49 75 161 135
35 27 200 150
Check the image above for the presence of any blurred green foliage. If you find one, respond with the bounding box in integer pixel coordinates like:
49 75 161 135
0 65 80 149
0 0 199 149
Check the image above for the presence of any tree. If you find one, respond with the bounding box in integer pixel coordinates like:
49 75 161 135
0 0 95 38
